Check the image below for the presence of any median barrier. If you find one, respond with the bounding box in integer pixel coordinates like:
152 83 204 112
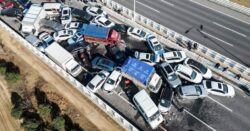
208 0 250 16
0 20 139 131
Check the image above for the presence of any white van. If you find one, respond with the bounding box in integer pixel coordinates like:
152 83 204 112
133 90 163 129
42 3 61 16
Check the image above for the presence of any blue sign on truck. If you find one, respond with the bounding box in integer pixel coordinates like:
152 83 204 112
121 57 162 93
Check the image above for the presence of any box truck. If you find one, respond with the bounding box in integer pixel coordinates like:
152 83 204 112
45 42 83 77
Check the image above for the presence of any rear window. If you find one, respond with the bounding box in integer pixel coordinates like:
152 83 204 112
205 81 212 89
164 65 173 74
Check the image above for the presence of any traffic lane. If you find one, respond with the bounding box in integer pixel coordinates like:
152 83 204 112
176 97 250 131
135 0 250 49
167 0 250 35
112 0 250 66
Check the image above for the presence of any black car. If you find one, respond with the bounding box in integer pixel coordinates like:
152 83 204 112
71 8 94 23
158 85 173 114
106 45 126 64
39 19 64 32
0 8 22 18
111 24 130 34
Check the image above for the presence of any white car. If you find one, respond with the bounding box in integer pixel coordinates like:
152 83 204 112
53 29 76 42
86 71 110 93
127 27 148 41
134 51 160 66
93 15 115 28
174 64 203 84
61 7 72 25
161 51 187 63
64 22 82 30
203 80 235 97
85 6 107 17
103 70 122 92
184 58 212 79
146 34 165 55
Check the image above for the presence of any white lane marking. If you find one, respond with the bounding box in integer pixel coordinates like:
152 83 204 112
184 109 216 131
161 0 174 6
207 96 233 112
189 0 250 25
200 31 234 47
212 22 247 37
136 1 160 13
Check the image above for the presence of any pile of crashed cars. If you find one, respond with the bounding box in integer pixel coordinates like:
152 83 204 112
1 1 236 129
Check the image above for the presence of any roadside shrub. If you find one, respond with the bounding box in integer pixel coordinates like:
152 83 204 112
5 71 20 84
11 106 23 119
38 104 52 119
0 66 6 75
22 118 41 131
51 116 65 130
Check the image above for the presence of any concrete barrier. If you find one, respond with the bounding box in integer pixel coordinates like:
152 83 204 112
0 20 139 131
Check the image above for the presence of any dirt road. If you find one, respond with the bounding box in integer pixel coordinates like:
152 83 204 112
0 79 22 131
0 29 124 131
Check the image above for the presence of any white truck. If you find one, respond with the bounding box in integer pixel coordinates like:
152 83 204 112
120 57 162 93
45 42 83 77
21 4 46 36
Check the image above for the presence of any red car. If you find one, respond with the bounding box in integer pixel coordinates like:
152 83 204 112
0 0 14 9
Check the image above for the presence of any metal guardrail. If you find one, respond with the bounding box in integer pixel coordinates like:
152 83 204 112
0 20 139 131
208 0 250 16
92 0 250 89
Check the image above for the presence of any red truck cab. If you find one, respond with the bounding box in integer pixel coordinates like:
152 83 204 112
79 24 120 46
0 0 14 9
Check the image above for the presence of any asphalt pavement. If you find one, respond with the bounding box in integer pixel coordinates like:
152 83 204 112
112 0 250 67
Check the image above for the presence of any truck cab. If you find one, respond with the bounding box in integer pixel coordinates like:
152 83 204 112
148 73 162 93
0 0 13 9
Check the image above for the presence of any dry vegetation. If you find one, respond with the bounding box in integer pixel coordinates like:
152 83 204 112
231 0 250 8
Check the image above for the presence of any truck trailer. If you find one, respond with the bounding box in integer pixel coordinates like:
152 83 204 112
45 42 83 77
120 57 162 93
21 4 46 35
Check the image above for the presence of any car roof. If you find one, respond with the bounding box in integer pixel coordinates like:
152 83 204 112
139 52 151 60
186 58 207 72
177 65 192 75
181 85 202 95
98 16 107 22
89 6 99 12
90 74 103 86
108 70 121 80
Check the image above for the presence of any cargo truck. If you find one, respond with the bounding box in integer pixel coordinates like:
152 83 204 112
120 57 162 93
21 4 46 36
45 42 83 77
79 24 120 46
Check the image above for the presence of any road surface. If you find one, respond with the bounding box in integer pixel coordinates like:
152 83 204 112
113 0 250 67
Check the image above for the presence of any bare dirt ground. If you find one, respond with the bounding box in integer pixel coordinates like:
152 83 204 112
231 0 250 8
0 79 22 131
0 28 124 131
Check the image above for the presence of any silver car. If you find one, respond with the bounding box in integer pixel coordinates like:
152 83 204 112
157 62 181 88
178 84 208 99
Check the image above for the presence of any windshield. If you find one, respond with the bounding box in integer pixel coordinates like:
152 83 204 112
188 59 208 73
154 44 162 51
195 86 202 95
104 20 111 25
140 31 146 37
205 81 212 89
168 73 177 81
98 72 106 78
223 84 228 93
70 64 80 73
106 78 115 85
97 9 103 14
149 111 161 122
160 99 171 108
88 83 95 89
190 71 197 79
